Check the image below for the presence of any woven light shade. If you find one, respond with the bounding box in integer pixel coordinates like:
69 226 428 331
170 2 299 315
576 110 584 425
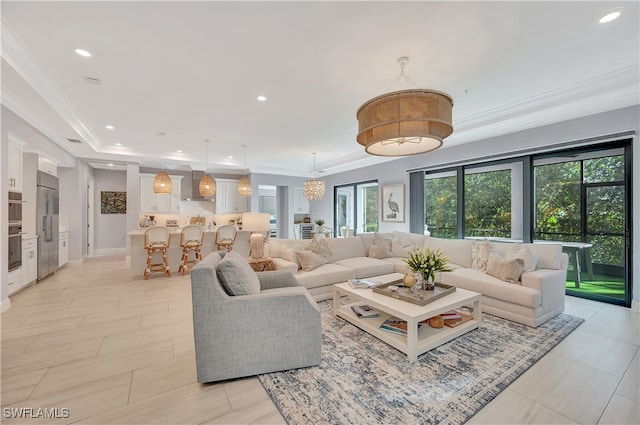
303 179 325 201
199 174 216 196
153 171 172 194
237 175 252 196
356 89 453 157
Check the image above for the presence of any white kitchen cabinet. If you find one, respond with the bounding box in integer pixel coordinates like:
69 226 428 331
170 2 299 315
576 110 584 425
293 188 309 213
216 179 249 213
38 157 57 176
59 231 69 267
8 269 22 296
139 174 182 213
8 139 23 192
22 237 38 285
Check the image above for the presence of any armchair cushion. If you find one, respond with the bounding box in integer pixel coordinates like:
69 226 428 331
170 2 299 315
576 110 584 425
217 251 260 296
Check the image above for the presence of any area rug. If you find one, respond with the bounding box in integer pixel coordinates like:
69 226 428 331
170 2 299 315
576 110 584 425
259 301 583 425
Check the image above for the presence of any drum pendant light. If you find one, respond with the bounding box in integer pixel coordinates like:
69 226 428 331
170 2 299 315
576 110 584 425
356 57 454 156
153 133 172 194
199 139 216 196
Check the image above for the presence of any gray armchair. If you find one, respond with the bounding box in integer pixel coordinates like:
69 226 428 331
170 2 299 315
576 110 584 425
190 251 321 383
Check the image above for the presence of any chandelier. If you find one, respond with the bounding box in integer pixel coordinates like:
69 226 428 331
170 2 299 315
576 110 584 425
356 57 453 156
153 133 172 193
237 145 252 196
303 152 325 201
199 139 216 196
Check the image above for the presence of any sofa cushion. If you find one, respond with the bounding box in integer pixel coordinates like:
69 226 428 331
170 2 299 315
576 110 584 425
216 251 260 296
505 244 539 272
359 232 391 254
334 257 395 278
326 237 366 261
282 246 303 269
528 243 563 270
390 231 424 258
471 239 496 271
294 263 354 290
441 268 541 308
308 238 332 261
486 252 524 283
296 250 329 271
369 235 393 259
424 237 473 268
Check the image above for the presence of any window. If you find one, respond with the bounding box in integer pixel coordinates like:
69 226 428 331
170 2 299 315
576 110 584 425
424 171 457 238
464 165 514 239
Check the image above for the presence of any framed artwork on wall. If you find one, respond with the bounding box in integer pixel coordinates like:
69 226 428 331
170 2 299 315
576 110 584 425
381 184 404 223
101 191 127 214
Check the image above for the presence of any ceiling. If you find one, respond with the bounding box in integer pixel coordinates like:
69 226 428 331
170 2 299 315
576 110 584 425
2 1 638 177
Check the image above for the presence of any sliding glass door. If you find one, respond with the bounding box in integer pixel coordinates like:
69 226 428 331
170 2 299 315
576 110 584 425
334 180 378 237
534 147 630 305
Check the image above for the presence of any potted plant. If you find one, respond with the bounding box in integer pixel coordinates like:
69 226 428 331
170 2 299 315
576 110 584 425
404 246 451 291
315 218 325 233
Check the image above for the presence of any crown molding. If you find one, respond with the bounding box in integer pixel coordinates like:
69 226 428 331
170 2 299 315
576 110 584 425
455 65 639 132
1 18 100 152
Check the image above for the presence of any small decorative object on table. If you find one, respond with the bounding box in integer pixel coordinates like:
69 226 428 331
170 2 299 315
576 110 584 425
404 246 451 291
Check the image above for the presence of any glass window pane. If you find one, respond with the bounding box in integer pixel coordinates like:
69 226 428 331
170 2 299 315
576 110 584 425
534 161 581 240
464 169 511 238
583 155 624 183
424 173 457 238
586 186 624 234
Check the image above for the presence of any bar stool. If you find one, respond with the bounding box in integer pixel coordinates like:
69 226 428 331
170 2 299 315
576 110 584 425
178 225 204 275
215 224 237 252
144 226 171 279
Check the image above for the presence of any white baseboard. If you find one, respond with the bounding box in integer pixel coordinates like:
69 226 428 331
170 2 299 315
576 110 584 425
92 248 127 256
632 300 640 313
1 298 11 313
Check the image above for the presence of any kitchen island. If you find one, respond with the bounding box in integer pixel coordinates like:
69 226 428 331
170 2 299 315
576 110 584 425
128 227 252 276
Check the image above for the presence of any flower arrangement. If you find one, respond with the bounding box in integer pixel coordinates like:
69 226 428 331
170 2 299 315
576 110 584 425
404 246 452 283
314 218 325 227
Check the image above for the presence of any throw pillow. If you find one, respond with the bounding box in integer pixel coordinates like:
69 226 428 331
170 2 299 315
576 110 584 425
391 240 410 258
308 238 332 261
471 238 496 271
296 250 329 271
216 251 261 296
282 245 303 269
505 243 539 272
486 252 524 283
369 236 393 259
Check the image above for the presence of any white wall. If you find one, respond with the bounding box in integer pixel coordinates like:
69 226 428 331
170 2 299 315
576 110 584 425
94 169 128 252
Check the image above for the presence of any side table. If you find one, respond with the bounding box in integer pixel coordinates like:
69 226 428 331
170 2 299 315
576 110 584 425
247 257 274 272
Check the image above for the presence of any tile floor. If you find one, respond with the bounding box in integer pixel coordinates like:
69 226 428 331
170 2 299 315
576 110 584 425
1 256 638 424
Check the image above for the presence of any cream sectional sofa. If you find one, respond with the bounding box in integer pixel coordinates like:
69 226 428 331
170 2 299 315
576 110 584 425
263 231 568 327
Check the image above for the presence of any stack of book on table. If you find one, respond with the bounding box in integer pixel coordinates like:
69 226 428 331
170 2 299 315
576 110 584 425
441 310 473 328
379 318 429 335
350 304 379 318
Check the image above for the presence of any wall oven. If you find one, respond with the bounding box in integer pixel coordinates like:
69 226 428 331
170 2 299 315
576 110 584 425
8 223 23 272
9 191 22 223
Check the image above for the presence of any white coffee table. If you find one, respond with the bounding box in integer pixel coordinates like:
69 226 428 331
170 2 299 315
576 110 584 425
333 273 482 361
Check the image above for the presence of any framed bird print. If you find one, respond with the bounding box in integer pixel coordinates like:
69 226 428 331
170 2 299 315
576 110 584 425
381 184 405 223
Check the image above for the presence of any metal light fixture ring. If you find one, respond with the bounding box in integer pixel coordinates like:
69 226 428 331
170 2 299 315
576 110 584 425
357 88 454 157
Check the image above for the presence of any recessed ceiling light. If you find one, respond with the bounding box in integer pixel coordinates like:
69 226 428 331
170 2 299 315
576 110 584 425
228 155 233 159
105 125 114 130
176 150 182 153
108 163 114 167
75 48 92 57
257 95 267 102
115 143 122 146
599 11 621 23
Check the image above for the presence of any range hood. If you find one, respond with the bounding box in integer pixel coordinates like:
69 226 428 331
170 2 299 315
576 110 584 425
182 171 215 201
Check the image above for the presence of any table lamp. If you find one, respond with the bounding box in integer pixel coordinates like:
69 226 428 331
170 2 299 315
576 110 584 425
241 213 271 259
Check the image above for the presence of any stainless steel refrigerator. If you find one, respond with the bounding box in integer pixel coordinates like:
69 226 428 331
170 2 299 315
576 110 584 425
37 171 59 280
